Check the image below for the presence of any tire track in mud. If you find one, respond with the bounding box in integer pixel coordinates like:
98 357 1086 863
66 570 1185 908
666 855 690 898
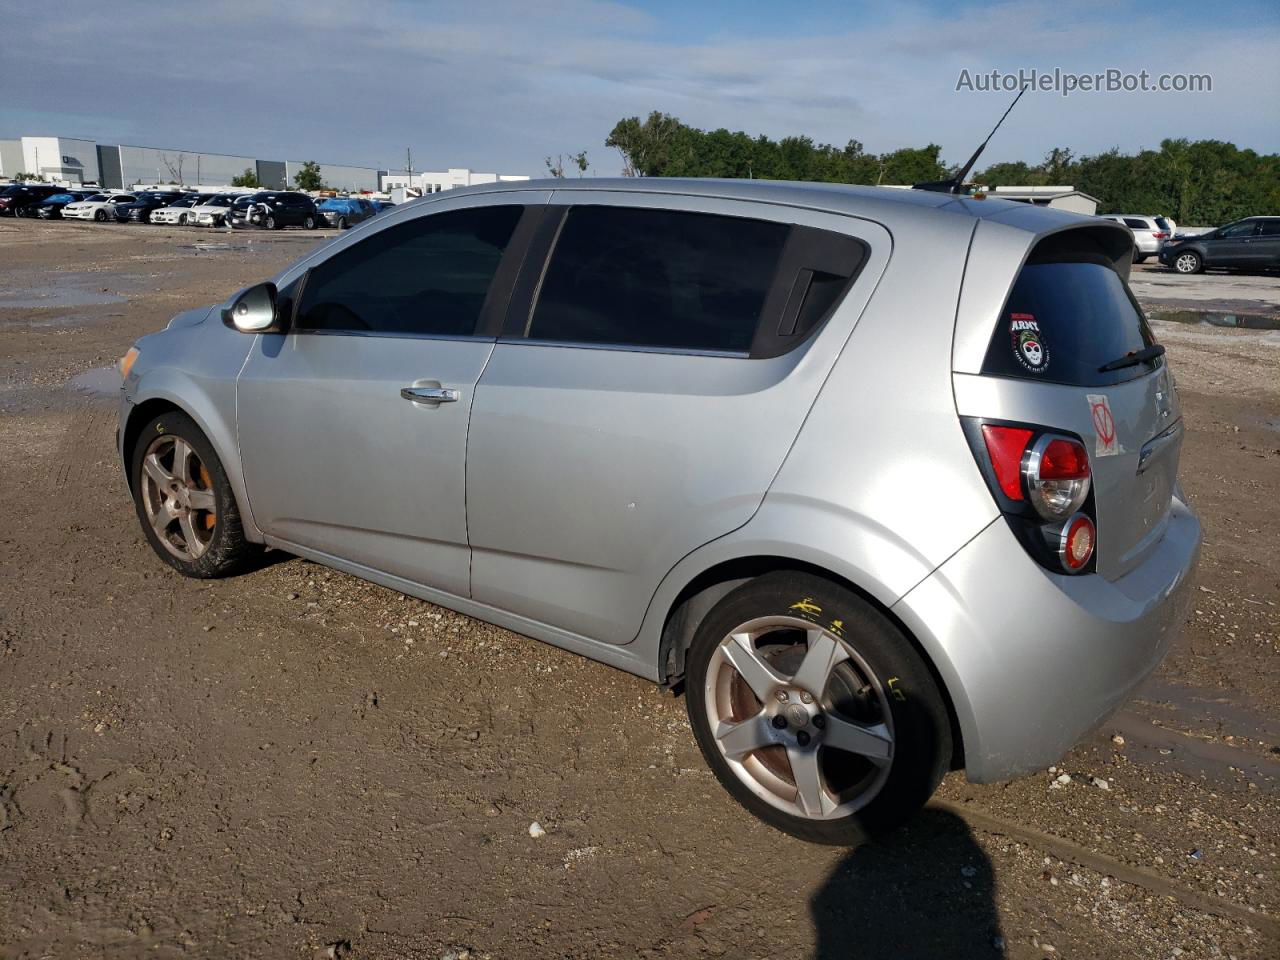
934 799 1280 941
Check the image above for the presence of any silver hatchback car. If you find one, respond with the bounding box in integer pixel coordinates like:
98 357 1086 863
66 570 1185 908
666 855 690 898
118 179 1200 844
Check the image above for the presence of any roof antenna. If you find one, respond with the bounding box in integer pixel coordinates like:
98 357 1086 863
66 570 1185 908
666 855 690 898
914 84 1029 193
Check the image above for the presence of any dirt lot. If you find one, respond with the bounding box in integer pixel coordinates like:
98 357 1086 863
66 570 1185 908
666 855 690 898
1 220 1277 960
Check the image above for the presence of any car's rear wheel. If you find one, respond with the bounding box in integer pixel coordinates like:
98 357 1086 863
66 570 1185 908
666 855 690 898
686 572 952 845
130 411 260 578
1174 251 1203 274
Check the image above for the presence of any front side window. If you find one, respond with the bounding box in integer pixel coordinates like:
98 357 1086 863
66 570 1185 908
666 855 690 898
527 206 788 353
1218 220 1259 239
296 205 523 336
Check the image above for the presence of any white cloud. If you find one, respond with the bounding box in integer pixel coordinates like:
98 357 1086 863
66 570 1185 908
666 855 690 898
1 0 1275 176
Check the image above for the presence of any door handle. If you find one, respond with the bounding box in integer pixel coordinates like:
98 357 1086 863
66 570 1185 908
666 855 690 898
401 386 460 403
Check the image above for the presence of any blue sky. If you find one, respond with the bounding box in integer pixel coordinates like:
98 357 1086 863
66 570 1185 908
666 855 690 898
2 0 1276 178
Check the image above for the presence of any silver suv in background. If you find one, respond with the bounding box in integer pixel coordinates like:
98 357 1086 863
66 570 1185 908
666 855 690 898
1100 214 1172 262
116 180 1201 844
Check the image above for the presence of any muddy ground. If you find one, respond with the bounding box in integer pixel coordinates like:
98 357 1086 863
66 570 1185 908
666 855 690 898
0 219 1277 960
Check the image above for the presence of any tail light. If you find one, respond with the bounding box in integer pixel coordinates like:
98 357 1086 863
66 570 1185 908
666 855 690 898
1059 513 1096 572
971 421 1096 575
1152 232 1169 240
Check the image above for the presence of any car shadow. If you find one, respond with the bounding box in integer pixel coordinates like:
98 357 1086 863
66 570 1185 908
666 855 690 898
810 808 1003 959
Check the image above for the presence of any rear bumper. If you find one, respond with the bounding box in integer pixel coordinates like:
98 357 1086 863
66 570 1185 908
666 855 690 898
892 495 1201 782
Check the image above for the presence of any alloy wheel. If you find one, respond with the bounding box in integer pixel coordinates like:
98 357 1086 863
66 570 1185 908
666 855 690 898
1175 253 1199 274
140 434 217 560
703 616 894 820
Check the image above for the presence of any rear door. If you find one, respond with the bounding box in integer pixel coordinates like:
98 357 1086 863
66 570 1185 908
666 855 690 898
465 194 881 644
959 240 1182 579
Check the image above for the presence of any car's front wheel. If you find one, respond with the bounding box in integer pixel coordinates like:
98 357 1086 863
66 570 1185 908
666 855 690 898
686 572 952 845
94 210 107 222
304 214 317 229
130 411 260 578
264 214 277 230
336 216 347 230
1174 250 1203 274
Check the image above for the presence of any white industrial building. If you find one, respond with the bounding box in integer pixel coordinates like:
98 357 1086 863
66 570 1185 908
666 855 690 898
988 185 1099 215
1 133 527 195
0 136 101 183
381 168 530 194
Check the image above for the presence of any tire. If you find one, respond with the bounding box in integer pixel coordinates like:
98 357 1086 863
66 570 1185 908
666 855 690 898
1173 250 1203 274
179 213 188 225
1133 253 1148 263
686 571 952 845
265 214 277 230
129 410 260 578
94 209 107 222
304 215 317 229
336 216 347 230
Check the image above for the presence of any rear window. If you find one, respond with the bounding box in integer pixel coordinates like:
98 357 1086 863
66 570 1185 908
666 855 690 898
1154 217 1171 232
982 261 1157 387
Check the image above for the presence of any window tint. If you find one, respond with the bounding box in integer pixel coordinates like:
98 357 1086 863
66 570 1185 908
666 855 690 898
982 261 1156 387
296 205 523 336
1258 220 1280 237
527 206 788 353
1122 218 1149 230
1154 217 1171 231
1219 221 1259 239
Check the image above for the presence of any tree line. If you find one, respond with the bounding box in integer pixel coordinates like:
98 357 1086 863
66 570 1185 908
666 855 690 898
605 112 1280 225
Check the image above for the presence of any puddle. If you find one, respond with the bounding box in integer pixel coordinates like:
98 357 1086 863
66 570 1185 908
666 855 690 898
178 241 253 254
1151 308 1280 331
0 287 125 309
67 366 123 396
0 270 143 311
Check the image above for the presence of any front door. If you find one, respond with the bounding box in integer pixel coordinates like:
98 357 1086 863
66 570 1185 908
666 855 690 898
1206 220 1260 267
237 199 536 595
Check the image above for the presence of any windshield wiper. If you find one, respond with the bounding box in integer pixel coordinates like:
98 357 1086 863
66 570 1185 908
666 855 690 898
1098 343 1165 373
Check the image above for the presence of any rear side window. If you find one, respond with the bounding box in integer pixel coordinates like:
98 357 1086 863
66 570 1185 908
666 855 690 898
527 206 788 353
1260 220 1280 237
982 260 1156 387
297 205 523 336
1122 218 1149 230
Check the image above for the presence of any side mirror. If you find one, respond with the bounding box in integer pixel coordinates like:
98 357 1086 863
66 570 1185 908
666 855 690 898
222 281 287 333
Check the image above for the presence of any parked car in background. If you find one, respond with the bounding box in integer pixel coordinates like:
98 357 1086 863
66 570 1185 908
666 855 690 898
1100 214 1170 262
317 196 377 229
115 190 185 224
62 193 137 222
0 183 67 217
1158 216 1280 274
190 193 238 227
35 190 94 219
228 191 319 230
371 199 395 213
151 193 214 225
1156 215 1177 238
116 180 1200 844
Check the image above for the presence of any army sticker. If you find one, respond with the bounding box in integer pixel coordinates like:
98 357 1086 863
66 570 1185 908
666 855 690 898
1010 313 1049 373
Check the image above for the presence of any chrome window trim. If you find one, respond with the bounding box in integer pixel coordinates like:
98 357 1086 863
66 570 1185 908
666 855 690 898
496 337 750 360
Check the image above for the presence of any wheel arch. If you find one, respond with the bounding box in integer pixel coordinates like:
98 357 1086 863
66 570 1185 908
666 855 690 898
655 554 965 771
122 387 262 542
